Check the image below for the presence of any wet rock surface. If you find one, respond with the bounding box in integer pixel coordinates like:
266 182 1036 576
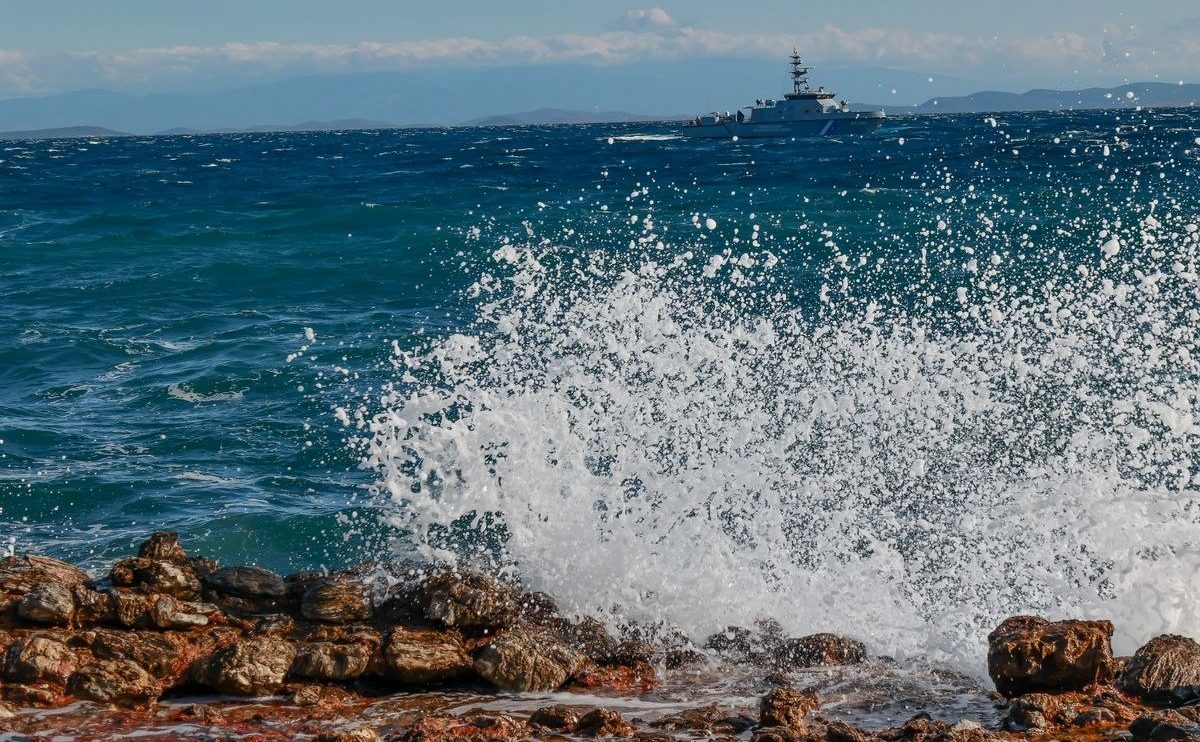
0 532 1197 742
987 615 1116 696
472 626 586 691
1120 634 1200 706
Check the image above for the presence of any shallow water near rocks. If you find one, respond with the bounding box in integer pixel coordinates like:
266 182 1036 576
1 660 1003 740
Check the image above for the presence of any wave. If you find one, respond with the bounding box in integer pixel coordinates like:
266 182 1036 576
167 383 245 403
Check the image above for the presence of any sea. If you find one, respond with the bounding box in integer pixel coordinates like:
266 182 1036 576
2 109 1199 675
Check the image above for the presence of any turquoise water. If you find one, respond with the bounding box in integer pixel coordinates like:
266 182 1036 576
3 111 1200 663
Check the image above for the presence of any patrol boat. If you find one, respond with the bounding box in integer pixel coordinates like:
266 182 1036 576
683 50 885 139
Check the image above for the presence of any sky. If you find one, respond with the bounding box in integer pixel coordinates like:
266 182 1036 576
0 0 1197 100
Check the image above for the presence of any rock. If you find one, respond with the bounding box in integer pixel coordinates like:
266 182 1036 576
292 641 374 681
550 616 620 662
1131 711 1200 742
473 627 586 692
72 586 117 625
91 629 188 679
0 700 14 719
705 625 758 660
987 615 1116 696
17 583 76 625
384 627 471 684
2 683 61 706
112 558 201 600
0 554 88 597
111 592 210 629
4 636 77 685
201 566 288 612
779 633 866 668
1002 694 1053 731
759 687 819 729
1001 689 1140 732
651 704 724 731
314 730 383 742
576 708 635 737
1120 635 1200 706
424 571 518 630
826 720 875 742
516 591 559 622
67 659 159 706
404 711 529 742
570 659 658 693
149 595 210 629
301 576 372 623
193 636 296 696
137 531 189 563
529 704 582 730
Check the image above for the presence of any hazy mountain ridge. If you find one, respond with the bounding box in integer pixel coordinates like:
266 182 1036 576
856 81 1200 114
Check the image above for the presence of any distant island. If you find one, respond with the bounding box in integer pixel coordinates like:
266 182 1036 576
1 81 1196 140
858 81 1199 115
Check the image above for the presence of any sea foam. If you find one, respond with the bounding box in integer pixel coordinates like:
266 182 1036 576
356 186 1200 677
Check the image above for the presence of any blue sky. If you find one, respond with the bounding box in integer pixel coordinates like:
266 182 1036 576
1 1 1196 99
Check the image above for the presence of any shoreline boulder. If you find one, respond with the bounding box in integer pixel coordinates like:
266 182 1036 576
1120 635 1200 707
987 616 1116 697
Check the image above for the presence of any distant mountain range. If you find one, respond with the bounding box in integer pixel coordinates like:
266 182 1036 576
1 80 1196 140
857 81 1200 114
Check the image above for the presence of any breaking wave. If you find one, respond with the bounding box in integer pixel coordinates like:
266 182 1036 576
354 195 1200 674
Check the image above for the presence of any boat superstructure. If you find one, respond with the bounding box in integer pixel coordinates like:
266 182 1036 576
683 50 885 139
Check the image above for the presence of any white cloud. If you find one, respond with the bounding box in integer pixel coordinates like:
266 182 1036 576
1 15 1197 98
620 7 678 31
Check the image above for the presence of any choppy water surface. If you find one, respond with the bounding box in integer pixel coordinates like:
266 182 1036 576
2 110 1200 678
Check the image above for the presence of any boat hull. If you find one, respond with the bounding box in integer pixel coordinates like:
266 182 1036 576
681 112 885 139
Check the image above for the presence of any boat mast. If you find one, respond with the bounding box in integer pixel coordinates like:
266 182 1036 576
789 48 810 94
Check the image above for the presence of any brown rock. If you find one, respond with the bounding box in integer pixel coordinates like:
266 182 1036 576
1131 711 1200 742
201 565 289 613
193 636 296 696
4 635 77 685
549 616 620 662
529 704 582 730
2 683 61 706
759 687 819 729
780 633 866 668
17 583 76 626
112 558 201 599
473 627 585 692
292 683 359 708
292 641 374 681
91 629 184 679
384 626 471 683
72 586 116 625
1120 635 1200 707
0 700 14 719
67 659 159 706
987 615 1115 696
404 711 529 742
0 555 88 610
302 576 372 623
576 708 635 737
1002 694 1054 731
651 704 724 731
424 571 518 629
315 730 383 742
137 532 188 563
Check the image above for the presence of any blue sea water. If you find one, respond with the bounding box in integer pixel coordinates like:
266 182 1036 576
3 110 1200 663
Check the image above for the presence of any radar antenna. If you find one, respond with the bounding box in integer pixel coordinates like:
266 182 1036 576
789 48 811 94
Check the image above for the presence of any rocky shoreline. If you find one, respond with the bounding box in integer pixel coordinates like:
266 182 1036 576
2 533 1199 741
